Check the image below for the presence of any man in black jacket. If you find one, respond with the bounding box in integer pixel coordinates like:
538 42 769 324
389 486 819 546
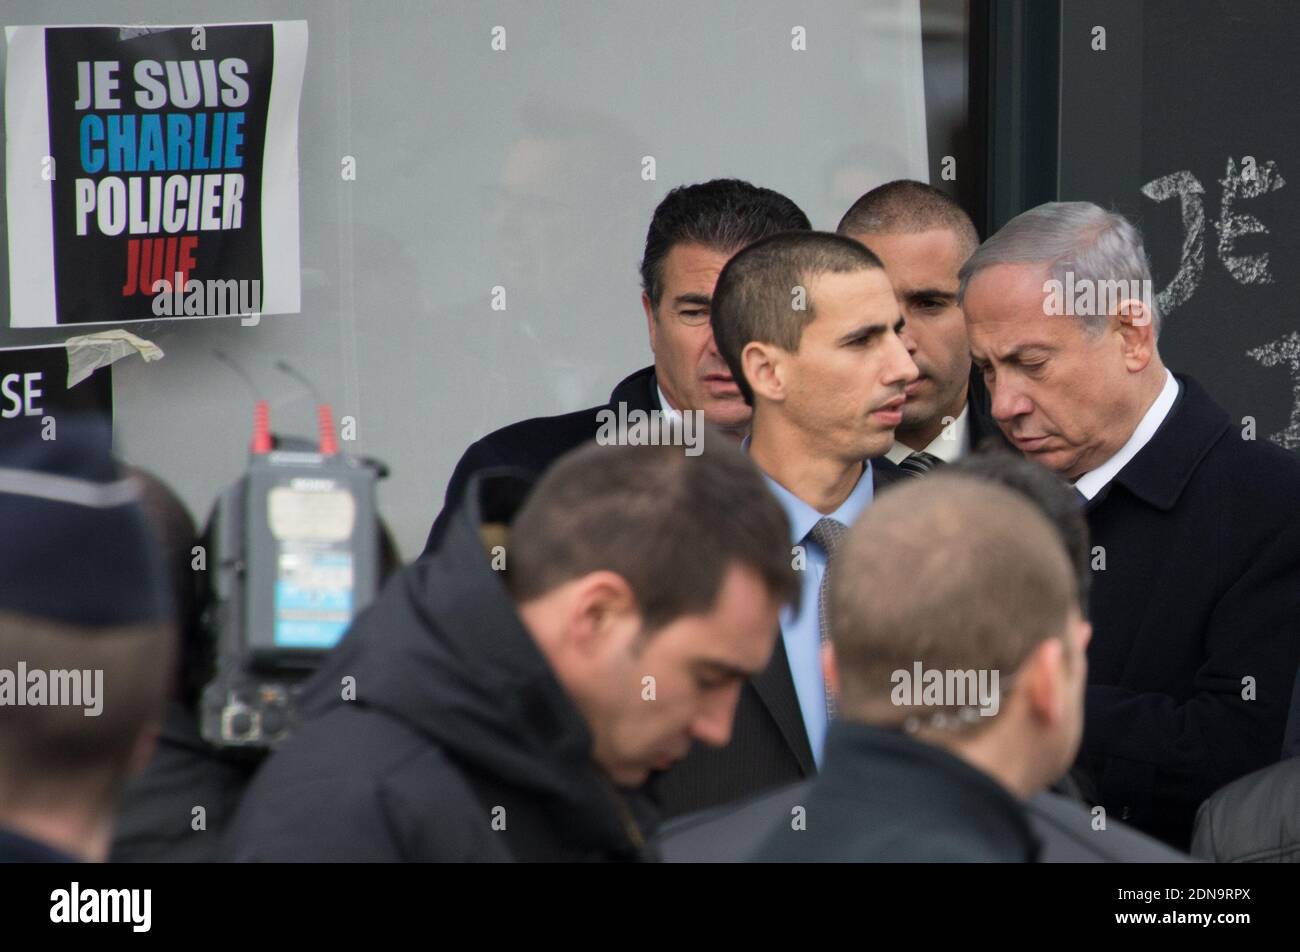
650 232 917 817
654 451 1186 862
837 180 1007 472
224 438 797 861
752 474 1090 861
961 201 1300 848
422 178 811 553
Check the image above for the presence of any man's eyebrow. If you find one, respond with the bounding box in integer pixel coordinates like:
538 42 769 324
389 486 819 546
673 293 711 309
981 343 1055 363
837 314 904 346
696 659 756 679
901 287 958 303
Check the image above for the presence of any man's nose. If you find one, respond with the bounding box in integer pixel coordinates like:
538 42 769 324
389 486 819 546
691 685 740 748
990 376 1033 422
704 329 723 361
898 321 919 355
885 334 920 387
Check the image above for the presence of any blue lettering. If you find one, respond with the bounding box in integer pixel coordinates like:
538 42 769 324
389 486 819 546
192 114 209 170
224 112 245 169
137 114 165 171
79 114 105 173
105 114 136 173
166 114 191 171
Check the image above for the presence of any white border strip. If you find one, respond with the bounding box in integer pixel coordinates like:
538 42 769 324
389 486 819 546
5 26 58 328
261 20 307 316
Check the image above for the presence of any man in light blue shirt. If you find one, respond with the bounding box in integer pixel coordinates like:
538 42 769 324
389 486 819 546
650 231 917 817
726 234 917 767
758 466 875 764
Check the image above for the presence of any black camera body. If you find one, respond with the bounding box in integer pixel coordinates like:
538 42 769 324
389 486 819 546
199 439 381 750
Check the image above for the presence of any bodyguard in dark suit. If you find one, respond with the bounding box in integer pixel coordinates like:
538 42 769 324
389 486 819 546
649 231 918 817
750 474 1091 861
838 180 1009 475
422 179 811 553
655 451 1186 862
961 201 1300 848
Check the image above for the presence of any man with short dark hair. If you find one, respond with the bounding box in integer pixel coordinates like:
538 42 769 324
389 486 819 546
226 438 797 861
837 179 1005 475
651 231 917 817
422 178 811 553
752 475 1091 861
961 200 1300 847
0 421 174 863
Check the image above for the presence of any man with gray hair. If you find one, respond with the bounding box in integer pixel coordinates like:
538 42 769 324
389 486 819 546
960 200 1300 848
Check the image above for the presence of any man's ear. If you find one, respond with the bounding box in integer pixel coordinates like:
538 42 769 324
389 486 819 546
642 291 658 354
1019 636 1068 728
1114 297 1156 373
743 341 786 403
567 570 642 657
1075 617 1093 656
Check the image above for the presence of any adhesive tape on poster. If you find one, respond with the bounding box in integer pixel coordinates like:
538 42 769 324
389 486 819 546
64 330 164 387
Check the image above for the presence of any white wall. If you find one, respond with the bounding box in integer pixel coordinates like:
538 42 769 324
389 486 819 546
0 0 928 558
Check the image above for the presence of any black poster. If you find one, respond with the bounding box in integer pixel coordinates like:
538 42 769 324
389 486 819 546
6 22 306 326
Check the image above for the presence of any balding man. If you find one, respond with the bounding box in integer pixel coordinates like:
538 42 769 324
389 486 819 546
960 201 1300 848
654 450 1187 862
752 475 1090 861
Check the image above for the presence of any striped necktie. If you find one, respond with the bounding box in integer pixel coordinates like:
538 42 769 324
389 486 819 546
806 517 849 722
898 450 943 478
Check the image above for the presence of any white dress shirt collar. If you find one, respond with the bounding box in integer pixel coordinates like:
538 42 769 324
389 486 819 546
655 383 682 422
1074 370 1180 500
885 404 970 465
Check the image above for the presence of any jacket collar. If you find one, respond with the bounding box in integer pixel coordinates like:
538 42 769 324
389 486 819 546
1102 373 1229 512
820 721 1041 860
430 469 564 686
751 637 816 775
608 366 660 413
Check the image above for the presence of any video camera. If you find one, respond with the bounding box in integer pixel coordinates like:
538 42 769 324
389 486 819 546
198 372 386 751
